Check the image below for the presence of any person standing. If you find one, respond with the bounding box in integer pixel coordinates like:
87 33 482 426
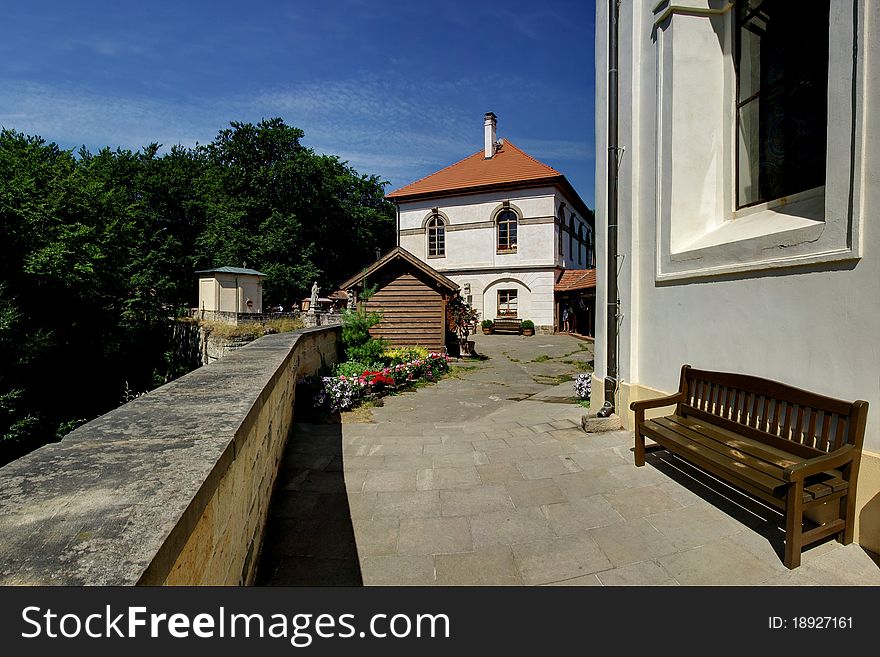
561 305 571 333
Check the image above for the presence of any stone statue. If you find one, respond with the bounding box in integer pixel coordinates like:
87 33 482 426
346 288 356 310
309 281 319 314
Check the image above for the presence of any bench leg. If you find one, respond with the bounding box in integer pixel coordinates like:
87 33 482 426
838 462 858 545
634 430 646 467
784 481 804 569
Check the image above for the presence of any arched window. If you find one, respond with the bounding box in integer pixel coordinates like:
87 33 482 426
427 214 445 257
497 209 518 252
568 217 575 258
586 226 594 267
557 208 565 256
578 224 585 265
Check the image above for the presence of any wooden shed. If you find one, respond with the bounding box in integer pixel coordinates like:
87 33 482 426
340 247 459 352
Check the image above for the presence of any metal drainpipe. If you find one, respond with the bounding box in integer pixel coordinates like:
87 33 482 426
599 0 620 417
395 202 400 247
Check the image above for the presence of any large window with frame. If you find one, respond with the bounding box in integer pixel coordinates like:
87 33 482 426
578 224 585 265
735 0 829 208
497 289 518 317
497 209 517 252
427 214 445 257
557 208 565 255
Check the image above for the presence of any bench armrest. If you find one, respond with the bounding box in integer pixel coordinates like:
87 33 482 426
631 392 686 431
783 445 857 482
630 392 686 413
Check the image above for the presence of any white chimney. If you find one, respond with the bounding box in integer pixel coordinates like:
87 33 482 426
484 112 497 159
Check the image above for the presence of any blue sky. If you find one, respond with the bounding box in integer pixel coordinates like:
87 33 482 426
0 0 596 206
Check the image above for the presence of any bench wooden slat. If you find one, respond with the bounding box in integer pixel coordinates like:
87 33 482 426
642 420 787 493
806 408 819 449
821 473 848 492
804 481 832 500
683 406 822 459
818 412 831 452
833 414 847 451
666 416 801 468
793 405 805 445
652 417 792 482
684 367 856 415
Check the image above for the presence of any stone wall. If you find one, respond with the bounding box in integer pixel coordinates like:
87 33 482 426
0 326 340 585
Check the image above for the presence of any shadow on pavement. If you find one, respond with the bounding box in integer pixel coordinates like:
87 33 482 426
255 421 363 586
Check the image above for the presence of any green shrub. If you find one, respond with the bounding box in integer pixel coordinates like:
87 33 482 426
340 283 389 361
334 360 385 378
520 319 535 330
481 319 494 329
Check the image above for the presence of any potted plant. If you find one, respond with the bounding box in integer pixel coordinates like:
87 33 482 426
481 319 494 335
520 319 535 336
447 294 480 356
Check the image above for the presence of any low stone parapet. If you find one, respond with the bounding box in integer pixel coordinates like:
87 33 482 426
0 326 340 585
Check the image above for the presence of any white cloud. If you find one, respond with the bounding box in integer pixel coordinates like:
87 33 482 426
0 74 594 192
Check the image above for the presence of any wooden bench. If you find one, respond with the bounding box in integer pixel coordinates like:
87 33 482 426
631 365 867 569
493 317 521 334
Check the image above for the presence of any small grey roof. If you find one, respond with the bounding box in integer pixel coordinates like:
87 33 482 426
196 266 266 277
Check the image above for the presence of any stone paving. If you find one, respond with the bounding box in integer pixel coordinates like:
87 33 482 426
257 333 880 586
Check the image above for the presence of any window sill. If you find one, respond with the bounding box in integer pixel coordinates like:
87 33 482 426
427 254 445 259
658 188 858 281
496 249 518 255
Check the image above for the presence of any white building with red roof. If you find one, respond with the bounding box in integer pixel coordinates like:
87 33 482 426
387 112 595 334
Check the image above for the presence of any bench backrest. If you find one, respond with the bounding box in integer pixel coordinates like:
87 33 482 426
678 365 868 458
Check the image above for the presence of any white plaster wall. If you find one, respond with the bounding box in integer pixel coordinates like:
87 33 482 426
595 0 880 456
218 276 238 313
441 270 556 328
239 277 263 313
199 278 217 311
397 188 557 269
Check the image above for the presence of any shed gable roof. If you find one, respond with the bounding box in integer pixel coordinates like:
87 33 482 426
196 266 267 277
340 247 460 293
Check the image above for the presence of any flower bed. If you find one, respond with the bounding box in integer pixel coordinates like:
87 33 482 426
302 352 451 414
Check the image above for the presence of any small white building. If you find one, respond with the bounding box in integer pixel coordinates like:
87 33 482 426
196 266 265 316
388 113 594 334
593 0 879 553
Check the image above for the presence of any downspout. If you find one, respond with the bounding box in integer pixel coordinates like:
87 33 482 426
395 202 400 247
598 0 620 417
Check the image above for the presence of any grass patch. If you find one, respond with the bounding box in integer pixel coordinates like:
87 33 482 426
577 399 591 409
446 365 478 379
532 354 551 363
560 358 593 372
532 374 575 386
199 316 304 340
341 402 378 424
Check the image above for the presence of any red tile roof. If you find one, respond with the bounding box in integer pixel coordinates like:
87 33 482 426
387 141 563 200
555 269 596 292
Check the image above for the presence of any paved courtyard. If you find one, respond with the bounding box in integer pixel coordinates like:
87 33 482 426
257 333 880 586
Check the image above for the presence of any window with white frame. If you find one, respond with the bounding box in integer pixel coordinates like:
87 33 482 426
426 214 446 257
578 224 585 265
497 209 517 252
735 0 828 208
649 0 857 280
497 289 517 317
557 207 565 255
